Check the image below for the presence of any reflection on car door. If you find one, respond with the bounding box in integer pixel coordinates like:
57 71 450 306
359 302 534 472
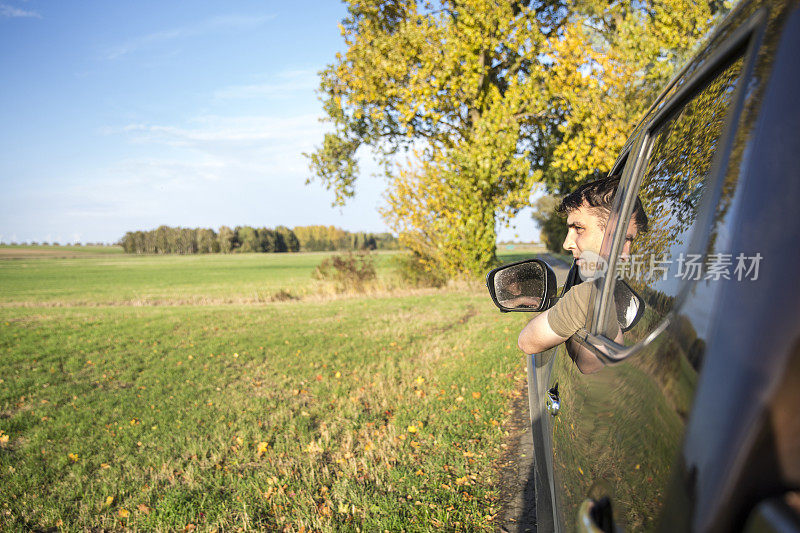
545 46 748 530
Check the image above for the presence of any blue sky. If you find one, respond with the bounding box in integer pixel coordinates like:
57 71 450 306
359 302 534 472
0 1 537 244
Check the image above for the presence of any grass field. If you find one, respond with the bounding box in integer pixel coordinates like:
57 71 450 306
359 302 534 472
0 246 401 307
0 247 539 531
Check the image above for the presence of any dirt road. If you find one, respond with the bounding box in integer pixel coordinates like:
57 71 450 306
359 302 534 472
494 254 570 533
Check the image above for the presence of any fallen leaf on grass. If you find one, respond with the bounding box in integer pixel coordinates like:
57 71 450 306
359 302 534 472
104 496 114 507
305 441 322 454
68 453 79 463
257 441 269 457
117 509 129 518
138 504 151 514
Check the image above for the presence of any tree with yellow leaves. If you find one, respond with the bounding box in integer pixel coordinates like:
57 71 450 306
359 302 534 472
307 0 728 278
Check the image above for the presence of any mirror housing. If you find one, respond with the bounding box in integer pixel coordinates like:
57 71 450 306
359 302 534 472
485 258 557 313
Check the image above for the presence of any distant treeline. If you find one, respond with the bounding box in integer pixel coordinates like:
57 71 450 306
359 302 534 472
119 225 398 254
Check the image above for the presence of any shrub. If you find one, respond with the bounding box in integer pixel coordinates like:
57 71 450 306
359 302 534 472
392 252 447 288
313 251 377 292
270 289 298 302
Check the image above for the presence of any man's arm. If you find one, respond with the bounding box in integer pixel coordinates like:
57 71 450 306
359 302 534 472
517 282 594 355
500 295 542 309
517 282 626 369
518 309 569 354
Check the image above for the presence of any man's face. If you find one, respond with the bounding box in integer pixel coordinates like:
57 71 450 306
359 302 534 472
562 203 607 262
562 202 639 262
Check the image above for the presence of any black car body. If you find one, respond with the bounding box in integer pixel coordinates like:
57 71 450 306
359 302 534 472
489 0 800 530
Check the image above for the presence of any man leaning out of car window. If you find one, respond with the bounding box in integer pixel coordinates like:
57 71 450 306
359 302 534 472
518 178 648 371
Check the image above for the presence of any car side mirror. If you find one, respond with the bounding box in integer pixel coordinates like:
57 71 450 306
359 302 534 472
485 258 557 313
614 279 645 332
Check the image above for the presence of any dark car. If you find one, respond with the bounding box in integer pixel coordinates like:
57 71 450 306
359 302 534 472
486 0 800 531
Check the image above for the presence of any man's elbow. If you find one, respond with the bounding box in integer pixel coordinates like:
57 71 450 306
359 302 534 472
517 335 529 354
518 332 541 355
518 311 565 354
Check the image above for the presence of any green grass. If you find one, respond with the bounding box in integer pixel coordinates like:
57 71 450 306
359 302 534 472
0 250 532 531
0 247 544 307
0 244 124 255
0 250 400 306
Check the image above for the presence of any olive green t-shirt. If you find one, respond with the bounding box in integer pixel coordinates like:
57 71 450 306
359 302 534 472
547 282 592 338
547 282 620 339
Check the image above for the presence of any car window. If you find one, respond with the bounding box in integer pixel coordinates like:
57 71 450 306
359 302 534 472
597 55 745 345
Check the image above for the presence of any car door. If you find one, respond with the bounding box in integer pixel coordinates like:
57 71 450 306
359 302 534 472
539 8 767 530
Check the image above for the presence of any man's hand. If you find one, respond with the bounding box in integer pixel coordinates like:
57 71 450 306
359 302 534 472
517 309 569 354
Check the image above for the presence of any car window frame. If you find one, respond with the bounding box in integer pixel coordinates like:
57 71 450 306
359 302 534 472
577 9 768 362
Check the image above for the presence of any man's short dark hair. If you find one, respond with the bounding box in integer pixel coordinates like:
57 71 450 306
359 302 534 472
557 177 648 232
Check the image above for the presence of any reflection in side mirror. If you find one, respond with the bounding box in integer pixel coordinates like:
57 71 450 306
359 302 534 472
485 259 557 313
614 280 645 332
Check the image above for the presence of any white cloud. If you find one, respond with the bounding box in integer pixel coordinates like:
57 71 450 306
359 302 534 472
124 113 325 147
106 13 274 59
105 112 329 212
213 70 319 100
109 156 229 189
0 3 41 18
31 101 387 242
